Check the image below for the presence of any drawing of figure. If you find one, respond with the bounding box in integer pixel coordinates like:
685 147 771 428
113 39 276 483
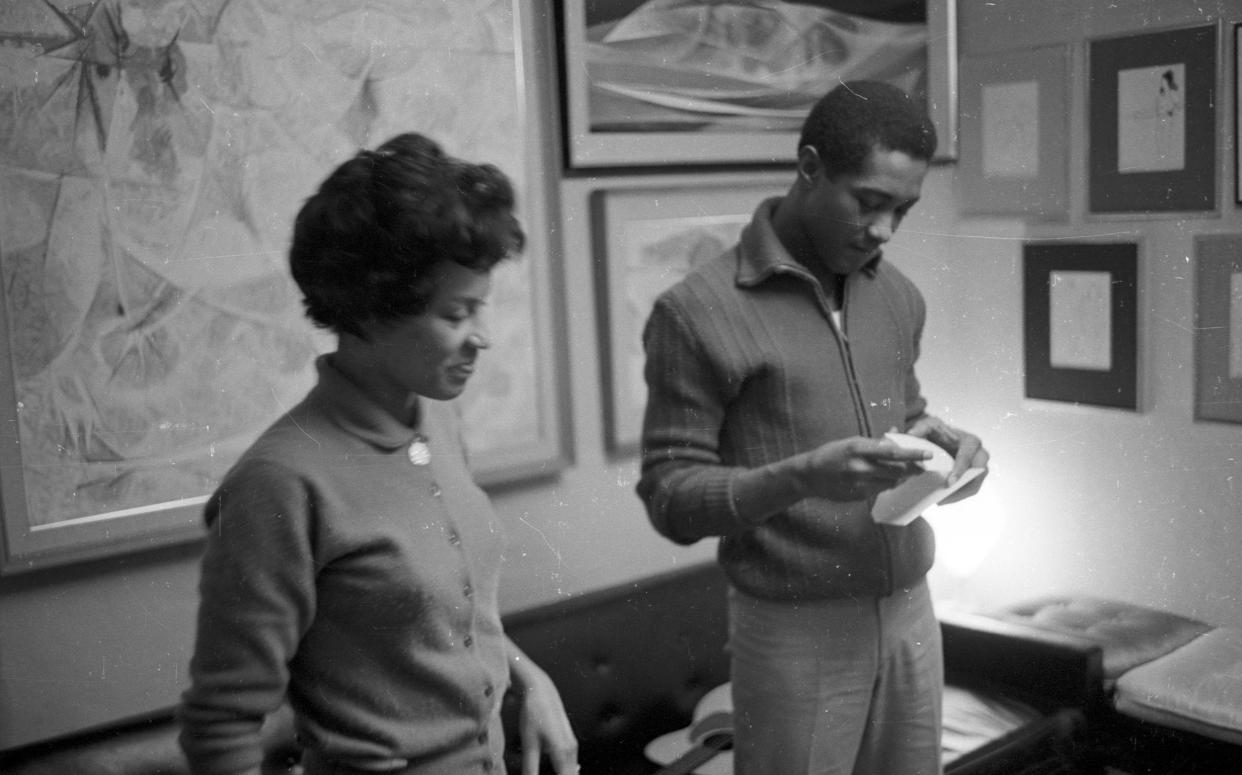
1155 68 1182 167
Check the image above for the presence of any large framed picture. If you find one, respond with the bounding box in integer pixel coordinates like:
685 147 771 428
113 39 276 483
1023 242 1140 410
957 45 1070 218
560 0 959 168
0 0 569 573
591 172 790 453
1087 24 1218 214
1193 235 1242 424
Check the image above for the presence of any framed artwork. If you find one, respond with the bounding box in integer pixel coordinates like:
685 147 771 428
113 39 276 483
1087 24 1217 214
1193 235 1242 423
592 172 790 453
1023 242 1139 410
560 0 958 168
957 45 1069 218
1235 23 1242 205
0 0 568 573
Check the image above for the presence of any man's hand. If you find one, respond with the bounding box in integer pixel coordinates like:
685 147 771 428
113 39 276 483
905 417 989 503
792 436 932 502
508 643 579 774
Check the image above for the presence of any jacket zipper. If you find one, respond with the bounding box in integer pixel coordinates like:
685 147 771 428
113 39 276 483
834 274 895 596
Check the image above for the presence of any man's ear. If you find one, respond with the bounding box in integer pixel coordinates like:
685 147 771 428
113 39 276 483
796 144 822 184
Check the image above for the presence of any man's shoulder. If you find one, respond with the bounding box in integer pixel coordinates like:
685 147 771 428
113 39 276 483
659 248 739 303
872 258 923 298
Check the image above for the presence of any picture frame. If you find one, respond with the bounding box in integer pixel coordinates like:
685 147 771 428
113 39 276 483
1235 23 1242 205
1193 234 1242 424
591 171 790 453
559 0 958 169
1023 242 1139 410
1087 24 1218 214
957 45 1070 218
0 0 569 574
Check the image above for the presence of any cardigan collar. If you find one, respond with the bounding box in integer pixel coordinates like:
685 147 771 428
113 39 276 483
735 196 881 288
310 354 422 451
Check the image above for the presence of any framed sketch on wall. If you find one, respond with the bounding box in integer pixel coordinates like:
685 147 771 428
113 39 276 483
1193 235 1242 424
559 0 959 168
1087 24 1217 214
1023 242 1139 410
957 45 1069 218
1235 23 1242 205
591 172 790 453
0 0 569 573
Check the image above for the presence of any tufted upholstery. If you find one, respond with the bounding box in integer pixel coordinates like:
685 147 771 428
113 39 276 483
0 703 302 775
1114 627 1242 746
499 563 732 774
990 595 1212 682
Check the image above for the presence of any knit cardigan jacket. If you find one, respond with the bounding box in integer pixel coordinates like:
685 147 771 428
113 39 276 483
637 197 936 602
179 357 508 775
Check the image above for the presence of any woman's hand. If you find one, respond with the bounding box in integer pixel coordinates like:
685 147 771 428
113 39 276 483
507 640 579 774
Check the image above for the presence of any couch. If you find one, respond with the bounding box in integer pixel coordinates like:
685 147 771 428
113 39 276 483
0 562 1102 775
990 595 1242 774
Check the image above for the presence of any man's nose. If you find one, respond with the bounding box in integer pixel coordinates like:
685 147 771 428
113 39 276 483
866 213 895 243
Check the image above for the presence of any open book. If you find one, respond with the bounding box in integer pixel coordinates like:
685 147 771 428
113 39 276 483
871 433 985 526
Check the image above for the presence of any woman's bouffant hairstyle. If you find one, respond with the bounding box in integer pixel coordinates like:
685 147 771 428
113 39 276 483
798 80 937 178
289 133 524 337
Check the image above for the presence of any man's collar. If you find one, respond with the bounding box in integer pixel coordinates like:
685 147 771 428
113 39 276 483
311 355 421 450
736 197 881 287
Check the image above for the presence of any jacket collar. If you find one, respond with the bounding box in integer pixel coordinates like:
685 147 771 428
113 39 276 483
736 197 881 288
310 355 421 450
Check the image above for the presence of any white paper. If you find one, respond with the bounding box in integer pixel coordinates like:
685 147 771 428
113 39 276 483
982 80 1039 178
1049 270 1112 371
871 434 985 526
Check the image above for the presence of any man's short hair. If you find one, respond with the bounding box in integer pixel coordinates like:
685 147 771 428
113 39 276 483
798 80 937 177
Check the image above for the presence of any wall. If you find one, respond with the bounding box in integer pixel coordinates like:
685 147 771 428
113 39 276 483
913 0 1242 622
2 0 1241 753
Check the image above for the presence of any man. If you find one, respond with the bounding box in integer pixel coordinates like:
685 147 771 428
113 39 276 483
636 81 989 774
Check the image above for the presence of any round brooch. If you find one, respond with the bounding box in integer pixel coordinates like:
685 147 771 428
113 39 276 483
407 435 431 466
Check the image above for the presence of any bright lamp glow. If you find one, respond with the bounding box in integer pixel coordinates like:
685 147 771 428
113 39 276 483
925 486 1006 578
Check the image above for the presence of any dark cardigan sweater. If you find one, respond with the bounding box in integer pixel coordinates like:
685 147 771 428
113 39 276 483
637 198 936 602
179 357 508 774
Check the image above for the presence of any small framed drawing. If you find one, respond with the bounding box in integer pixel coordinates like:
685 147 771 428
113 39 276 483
559 0 958 168
1235 23 1242 204
1023 242 1139 410
1088 24 1217 214
1193 235 1242 423
957 45 1069 218
592 172 790 453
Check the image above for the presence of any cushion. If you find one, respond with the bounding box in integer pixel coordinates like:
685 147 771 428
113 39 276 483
991 596 1212 681
1114 627 1242 746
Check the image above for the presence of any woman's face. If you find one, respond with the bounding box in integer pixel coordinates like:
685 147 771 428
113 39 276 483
362 261 493 405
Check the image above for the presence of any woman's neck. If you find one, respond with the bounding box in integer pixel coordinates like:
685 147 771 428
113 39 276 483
330 345 420 427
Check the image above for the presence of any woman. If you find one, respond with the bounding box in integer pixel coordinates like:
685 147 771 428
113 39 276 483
178 133 578 775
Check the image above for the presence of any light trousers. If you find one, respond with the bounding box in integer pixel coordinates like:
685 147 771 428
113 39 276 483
728 578 943 775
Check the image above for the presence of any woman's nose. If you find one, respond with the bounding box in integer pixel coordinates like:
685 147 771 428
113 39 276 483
466 331 490 350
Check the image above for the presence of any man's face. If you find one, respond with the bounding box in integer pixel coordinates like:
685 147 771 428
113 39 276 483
799 145 929 275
